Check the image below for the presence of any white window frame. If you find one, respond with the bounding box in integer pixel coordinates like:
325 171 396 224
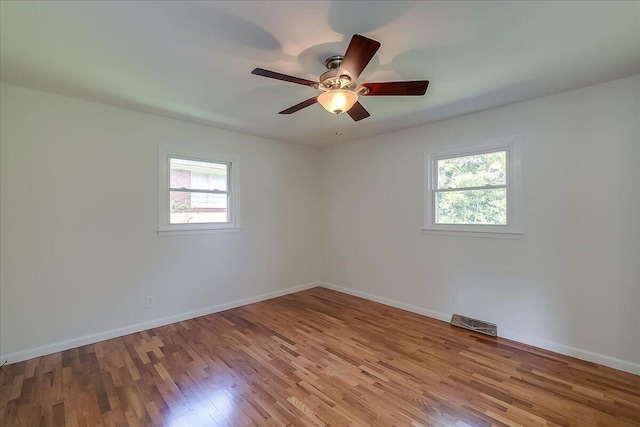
158 146 240 234
423 136 522 238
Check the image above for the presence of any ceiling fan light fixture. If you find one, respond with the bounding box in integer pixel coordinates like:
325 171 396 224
317 90 358 114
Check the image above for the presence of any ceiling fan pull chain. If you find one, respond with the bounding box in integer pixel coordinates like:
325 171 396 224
335 113 343 136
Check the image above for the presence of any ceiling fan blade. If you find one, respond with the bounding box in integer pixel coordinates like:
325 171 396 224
347 101 370 121
360 80 429 96
278 97 318 114
251 68 318 88
337 34 381 82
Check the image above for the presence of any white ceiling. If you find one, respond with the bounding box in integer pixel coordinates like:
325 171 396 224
1 1 638 147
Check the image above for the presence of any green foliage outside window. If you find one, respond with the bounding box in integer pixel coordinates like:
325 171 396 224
435 151 507 225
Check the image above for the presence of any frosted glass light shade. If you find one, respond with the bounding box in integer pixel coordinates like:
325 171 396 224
317 90 358 114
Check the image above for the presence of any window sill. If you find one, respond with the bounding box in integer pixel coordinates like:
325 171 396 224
158 226 242 236
422 228 522 239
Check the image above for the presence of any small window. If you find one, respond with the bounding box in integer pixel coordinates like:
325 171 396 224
169 157 230 224
424 137 521 236
159 147 238 233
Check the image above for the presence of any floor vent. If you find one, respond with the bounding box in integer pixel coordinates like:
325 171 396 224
450 314 497 337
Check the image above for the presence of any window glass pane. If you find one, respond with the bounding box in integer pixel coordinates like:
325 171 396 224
169 191 228 224
435 189 506 225
191 192 227 208
170 158 228 191
437 151 506 189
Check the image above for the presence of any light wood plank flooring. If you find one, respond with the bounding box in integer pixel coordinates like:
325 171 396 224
1 287 639 426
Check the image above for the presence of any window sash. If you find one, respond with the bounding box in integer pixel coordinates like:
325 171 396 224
434 187 508 225
165 154 234 227
432 149 510 226
169 157 230 189
433 149 509 190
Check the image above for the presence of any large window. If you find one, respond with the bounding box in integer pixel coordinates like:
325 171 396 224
159 147 238 233
424 137 521 236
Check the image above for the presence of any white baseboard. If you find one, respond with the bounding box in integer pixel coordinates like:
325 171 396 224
318 282 640 375
0 281 319 365
4 281 639 376
318 281 451 322
497 329 640 375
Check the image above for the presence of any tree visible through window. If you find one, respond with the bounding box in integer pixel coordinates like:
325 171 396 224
424 138 521 235
435 151 507 225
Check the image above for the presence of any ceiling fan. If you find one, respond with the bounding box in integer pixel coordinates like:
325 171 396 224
251 34 429 121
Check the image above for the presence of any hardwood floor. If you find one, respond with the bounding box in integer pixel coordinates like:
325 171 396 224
1 287 639 426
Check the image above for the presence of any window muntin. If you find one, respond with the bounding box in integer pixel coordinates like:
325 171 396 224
424 138 521 236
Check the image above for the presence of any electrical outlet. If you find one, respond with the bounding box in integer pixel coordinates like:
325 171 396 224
145 296 154 309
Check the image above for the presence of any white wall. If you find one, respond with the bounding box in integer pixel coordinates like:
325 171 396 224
0 83 321 362
320 75 640 373
2 76 639 374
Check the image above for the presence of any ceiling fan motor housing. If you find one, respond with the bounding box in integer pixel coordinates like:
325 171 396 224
319 70 356 91
320 56 357 91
